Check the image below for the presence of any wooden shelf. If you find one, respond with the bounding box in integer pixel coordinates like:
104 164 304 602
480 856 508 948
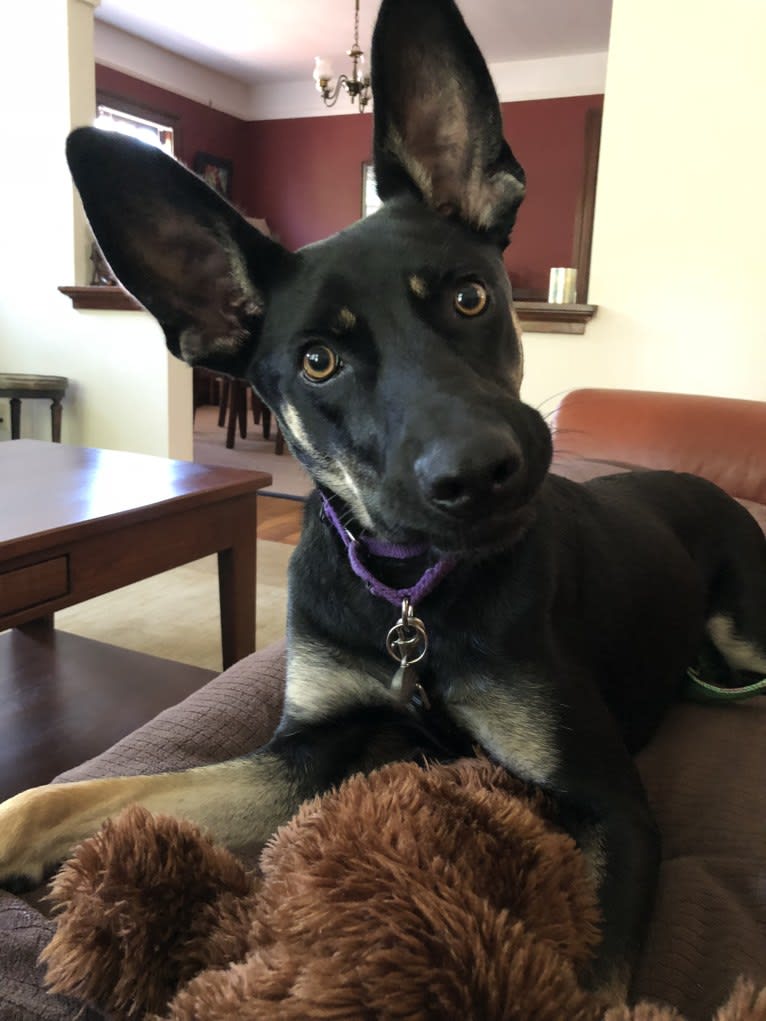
59 287 597 334
58 285 142 311
515 301 597 334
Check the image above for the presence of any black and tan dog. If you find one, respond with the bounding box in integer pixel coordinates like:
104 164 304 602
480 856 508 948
2 0 765 997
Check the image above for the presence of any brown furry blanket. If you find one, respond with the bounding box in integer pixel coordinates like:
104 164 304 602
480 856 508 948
41 758 765 1021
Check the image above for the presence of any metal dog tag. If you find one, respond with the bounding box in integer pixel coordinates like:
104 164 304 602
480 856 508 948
385 598 428 666
386 599 431 709
390 656 418 700
389 657 431 710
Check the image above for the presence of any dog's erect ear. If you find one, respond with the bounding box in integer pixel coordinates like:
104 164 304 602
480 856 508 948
372 0 525 246
66 127 293 375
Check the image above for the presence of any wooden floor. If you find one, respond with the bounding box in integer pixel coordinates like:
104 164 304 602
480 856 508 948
257 493 305 545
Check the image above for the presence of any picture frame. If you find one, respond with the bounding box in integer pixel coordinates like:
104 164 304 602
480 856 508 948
361 161 383 218
193 151 233 198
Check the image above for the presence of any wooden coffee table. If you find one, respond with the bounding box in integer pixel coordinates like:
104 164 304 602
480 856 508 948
0 441 271 668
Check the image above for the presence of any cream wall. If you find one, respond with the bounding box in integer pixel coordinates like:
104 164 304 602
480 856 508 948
0 0 192 459
521 0 766 413
94 20 252 119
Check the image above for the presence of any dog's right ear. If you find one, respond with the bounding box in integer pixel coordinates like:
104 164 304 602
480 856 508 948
372 0 525 246
66 127 293 376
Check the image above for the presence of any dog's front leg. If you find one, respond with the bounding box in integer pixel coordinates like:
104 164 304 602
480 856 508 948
0 689 444 892
0 752 301 891
449 676 660 1001
556 776 660 1001
555 686 662 998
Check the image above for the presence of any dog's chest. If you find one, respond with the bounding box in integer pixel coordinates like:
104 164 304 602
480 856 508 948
439 669 560 785
286 606 559 788
286 505 559 783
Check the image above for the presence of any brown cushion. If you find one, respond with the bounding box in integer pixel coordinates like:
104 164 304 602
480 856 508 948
551 388 766 505
552 454 766 536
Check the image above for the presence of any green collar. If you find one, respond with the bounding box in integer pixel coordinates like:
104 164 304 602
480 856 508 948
684 667 766 704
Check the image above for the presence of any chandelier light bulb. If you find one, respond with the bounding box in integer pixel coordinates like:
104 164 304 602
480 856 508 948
313 57 334 89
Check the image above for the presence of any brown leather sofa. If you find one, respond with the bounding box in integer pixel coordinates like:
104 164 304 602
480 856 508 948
551 387 766 527
1 388 764 1020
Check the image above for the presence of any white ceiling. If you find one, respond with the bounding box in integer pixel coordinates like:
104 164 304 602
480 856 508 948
96 0 613 85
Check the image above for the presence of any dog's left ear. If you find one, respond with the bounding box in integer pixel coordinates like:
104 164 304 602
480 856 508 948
372 0 525 246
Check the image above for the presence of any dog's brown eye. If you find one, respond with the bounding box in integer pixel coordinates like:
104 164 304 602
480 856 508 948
302 345 340 382
454 282 489 317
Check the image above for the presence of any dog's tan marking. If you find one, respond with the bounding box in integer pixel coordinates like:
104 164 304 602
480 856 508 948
593 968 630 1011
408 274 429 299
708 614 766 673
0 757 298 887
447 677 559 785
280 402 375 530
224 238 265 313
285 637 395 722
180 327 257 365
387 100 525 232
332 462 375 530
280 402 319 460
510 304 524 389
131 217 263 366
332 307 356 333
578 824 607 890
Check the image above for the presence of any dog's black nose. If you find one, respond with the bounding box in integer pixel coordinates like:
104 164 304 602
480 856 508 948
415 434 522 515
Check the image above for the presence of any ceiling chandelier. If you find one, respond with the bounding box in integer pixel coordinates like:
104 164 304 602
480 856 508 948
313 0 371 113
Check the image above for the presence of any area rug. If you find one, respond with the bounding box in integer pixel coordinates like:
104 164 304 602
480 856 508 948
193 405 313 500
57 541 292 672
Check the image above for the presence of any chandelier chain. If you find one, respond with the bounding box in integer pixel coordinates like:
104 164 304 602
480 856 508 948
312 0 369 112
313 0 371 113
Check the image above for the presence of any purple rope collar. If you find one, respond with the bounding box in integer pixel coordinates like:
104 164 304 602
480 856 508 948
320 493 457 608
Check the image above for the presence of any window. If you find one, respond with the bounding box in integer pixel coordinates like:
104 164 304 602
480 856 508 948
94 103 175 156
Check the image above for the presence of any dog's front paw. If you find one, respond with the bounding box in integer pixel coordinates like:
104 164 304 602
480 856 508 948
0 784 85 891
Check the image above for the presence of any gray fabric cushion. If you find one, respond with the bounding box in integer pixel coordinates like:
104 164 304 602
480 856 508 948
634 698 766 1016
55 642 287 783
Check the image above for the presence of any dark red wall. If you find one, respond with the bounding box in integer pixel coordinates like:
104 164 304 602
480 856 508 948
502 95 603 296
243 95 602 298
95 66 601 298
242 113 374 249
95 66 251 210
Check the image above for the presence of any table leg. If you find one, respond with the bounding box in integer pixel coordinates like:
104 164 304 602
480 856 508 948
10 397 21 439
237 383 248 440
217 501 258 668
226 381 238 449
218 377 229 427
17 615 55 636
51 398 63 442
